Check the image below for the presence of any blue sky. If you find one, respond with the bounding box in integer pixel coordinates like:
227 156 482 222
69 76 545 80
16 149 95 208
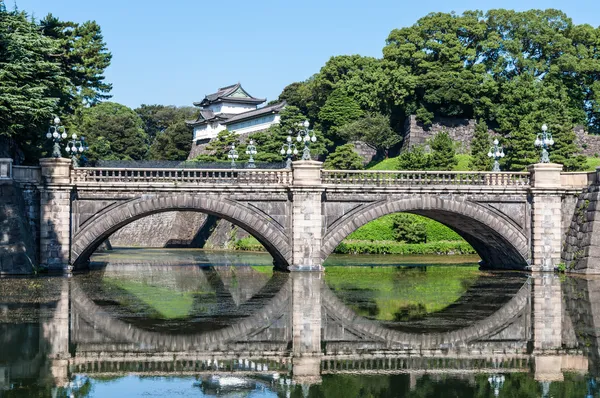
13 0 600 109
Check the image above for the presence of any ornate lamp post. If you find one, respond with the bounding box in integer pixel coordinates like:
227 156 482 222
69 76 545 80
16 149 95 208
227 144 239 168
65 133 88 167
293 120 317 160
280 135 299 168
245 140 257 169
487 375 505 397
46 116 67 158
487 139 505 172
534 124 554 163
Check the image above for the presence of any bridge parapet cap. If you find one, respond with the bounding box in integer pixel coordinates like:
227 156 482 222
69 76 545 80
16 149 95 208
40 158 73 185
292 160 322 186
0 158 13 180
528 163 563 189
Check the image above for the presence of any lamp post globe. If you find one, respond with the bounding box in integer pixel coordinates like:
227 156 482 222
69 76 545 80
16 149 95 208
534 123 553 163
487 138 505 172
292 120 316 161
227 144 239 168
245 139 258 169
65 132 88 167
46 116 68 158
281 135 299 168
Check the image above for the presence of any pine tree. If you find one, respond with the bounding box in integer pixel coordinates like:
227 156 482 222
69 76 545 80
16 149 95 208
194 130 240 162
397 146 430 171
428 131 457 170
469 120 493 171
323 144 364 170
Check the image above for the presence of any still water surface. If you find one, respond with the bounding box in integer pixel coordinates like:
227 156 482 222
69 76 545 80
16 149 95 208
0 248 599 397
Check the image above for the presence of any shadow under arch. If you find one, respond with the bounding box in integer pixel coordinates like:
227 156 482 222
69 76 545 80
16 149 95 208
70 266 291 350
321 196 529 269
71 194 291 270
321 274 531 349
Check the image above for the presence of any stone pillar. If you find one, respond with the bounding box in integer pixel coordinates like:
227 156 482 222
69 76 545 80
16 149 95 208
290 161 324 271
533 274 564 381
0 158 12 179
39 158 73 272
291 271 322 384
529 163 564 272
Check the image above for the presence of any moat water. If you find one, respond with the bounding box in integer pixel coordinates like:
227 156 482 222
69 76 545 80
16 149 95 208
1 248 599 397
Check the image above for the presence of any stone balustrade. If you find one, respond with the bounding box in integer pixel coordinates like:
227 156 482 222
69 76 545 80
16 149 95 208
12 166 42 184
321 169 531 186
71 167 293 186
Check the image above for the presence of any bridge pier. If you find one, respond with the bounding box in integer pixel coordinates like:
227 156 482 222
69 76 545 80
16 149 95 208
529 163 564 272
39 158 73 272
290 161 324 271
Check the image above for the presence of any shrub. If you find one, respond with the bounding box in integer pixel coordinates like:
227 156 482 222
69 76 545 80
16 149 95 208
392 214 427 243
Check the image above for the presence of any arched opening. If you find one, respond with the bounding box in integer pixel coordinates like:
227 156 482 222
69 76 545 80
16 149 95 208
71 195 291 271
321 197 529 270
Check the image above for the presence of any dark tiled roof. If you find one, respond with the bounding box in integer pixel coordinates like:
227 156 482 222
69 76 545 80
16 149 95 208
185 112 236 127
193 83 265 107
224 101 286 125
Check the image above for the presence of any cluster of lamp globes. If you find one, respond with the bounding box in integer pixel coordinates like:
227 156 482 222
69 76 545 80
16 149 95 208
534 124 555 147
46 116 88 162
487 139 505 159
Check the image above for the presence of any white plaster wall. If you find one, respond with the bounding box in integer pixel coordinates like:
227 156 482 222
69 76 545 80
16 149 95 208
228 115 281 135
193 123 226 141
220 103 255 114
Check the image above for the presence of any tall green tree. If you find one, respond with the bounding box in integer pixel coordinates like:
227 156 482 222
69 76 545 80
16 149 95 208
318 88 363 138
469 121 493 171
148 121 192 161
428 131 457 170
337 113 402 158
39 14 112 106
78 102 148 163
135 104 196 144
0 9 69 162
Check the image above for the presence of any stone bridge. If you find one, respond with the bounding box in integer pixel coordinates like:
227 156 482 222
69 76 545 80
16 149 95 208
3 157 600 273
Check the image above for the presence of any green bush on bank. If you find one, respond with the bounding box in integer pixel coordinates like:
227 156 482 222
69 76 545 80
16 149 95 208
334 240 476 255
234 236 265 252
347 214 463 242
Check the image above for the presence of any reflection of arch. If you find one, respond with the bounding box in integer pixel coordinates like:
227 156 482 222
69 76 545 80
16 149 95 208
72 195 291 270
322 277 531 349
70 270 291 350
321 196 529 269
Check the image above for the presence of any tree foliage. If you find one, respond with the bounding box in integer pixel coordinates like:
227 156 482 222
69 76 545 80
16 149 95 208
78 102 147 163
428 131 457 170
0 8 112 163
323 144 364 170
469 121 493 171
337 113 401 157
193 130 240 162
279 9 600 171
392 214 427 243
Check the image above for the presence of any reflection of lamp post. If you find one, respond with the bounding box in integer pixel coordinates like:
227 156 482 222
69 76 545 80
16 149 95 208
487 139 505 172
280 136 299 168
488 375 505 397
227 144 239 168
65 133 88 167
534 124 554 163
46 116 67 158
245 140 257 169
293 120 317 161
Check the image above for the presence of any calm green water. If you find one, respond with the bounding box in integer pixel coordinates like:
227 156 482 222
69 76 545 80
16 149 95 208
0 248 598 397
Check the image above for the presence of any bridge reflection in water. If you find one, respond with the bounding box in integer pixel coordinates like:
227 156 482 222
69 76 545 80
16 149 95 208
1 260 600 397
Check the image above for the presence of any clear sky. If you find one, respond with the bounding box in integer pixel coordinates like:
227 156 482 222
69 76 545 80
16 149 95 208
12 0 600 110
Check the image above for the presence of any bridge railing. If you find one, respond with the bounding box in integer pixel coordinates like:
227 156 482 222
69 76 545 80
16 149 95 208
321 170 531 187
71 167 293 185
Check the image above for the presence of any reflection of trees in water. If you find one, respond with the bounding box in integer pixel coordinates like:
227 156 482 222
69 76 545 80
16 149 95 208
393 303 427 322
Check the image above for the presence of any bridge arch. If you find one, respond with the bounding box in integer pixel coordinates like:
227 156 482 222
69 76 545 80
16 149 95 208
321 195 529 269
71 194 291 270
